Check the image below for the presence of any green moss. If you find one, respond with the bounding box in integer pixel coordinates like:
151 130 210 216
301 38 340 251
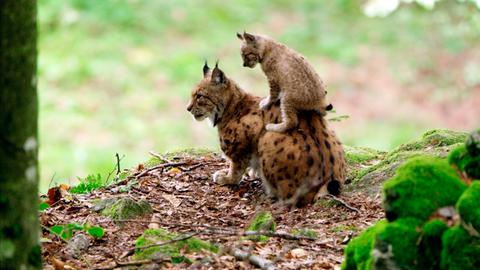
391 129 468 155
373 218 422 270
341 220 388 270
330 224 358 233
448 145 480 179
418 219 448 270
344 145 386 181
135 229 218 262
344 145 386 164
466 129 480 157
101 197 152 221
291 228 317 238
245 211 276 242
441 225 480 270
457 181 480 233
351 130 467 191
383 156 467 222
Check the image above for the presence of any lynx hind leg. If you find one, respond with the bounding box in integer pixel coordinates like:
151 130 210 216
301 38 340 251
265 101 298 133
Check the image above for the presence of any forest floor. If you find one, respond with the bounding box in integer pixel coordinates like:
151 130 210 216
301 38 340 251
40 151 384 270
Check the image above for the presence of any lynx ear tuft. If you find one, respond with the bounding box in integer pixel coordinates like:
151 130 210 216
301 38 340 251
211 63 225 85
203 60 210 78
236 32 244 40
243 31 256 43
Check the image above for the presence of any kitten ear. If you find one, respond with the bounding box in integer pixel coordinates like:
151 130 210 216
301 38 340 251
203 60 210 78
236 32 244 40
211 61 226 85
243 31 256 43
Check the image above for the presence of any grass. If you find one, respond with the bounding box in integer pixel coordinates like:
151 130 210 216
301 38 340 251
37 0 480 192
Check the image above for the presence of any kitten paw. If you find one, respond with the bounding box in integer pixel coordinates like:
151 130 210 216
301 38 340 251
266 123 288 133
213 169 236 185
259 97 271 110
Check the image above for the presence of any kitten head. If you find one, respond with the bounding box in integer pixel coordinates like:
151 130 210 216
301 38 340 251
187 61 229 126
237 31 265 68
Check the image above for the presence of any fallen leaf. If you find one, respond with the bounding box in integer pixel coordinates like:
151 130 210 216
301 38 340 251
289 248 308 259
162 194 182 207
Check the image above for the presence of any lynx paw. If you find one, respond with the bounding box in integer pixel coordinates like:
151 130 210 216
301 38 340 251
259 97 271 110
266 122 288 133
213 169 236 185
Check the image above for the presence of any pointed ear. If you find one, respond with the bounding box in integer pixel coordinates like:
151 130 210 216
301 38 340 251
203 60 210 78
211 62 226 85
236 32 244 40
243 31 256 43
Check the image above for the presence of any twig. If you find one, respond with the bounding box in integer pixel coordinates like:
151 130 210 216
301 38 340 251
94 258 169 270
116 153 121 175
130 232 199 252
105 153 125 184
96 219 315 240
229 247 278 270
48 172 57 188
325 194 360 213
149 151 171 163
179 163 204 172
134 161 188 179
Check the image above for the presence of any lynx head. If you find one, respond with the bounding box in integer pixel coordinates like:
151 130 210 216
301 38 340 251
186 61 229 126
237 31 265 68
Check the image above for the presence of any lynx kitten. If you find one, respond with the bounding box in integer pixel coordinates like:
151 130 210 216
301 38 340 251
237 32 330 133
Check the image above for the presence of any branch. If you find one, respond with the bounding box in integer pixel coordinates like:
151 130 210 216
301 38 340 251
94 258 169 270
229 247 278 270
98 219 315 241
325 194 360 213
134 161 188 179
128 232 199 252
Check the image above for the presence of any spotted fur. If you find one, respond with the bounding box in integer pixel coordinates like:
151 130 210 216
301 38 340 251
237 32 329 133
187 63 346 206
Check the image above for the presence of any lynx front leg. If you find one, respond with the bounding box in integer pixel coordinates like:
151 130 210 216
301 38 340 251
266 101 298 133
259 80 281 109
213 158 248 185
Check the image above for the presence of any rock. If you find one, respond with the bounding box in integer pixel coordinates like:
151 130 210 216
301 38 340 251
372 218 422 270
418 219 448 270
91 197 117 212
97 197 152 221
441 225 480 270
346 129 468 196
383 156 467 222
341 220 387 270
466 129 480 156
449 136 480 180
456 181 480 233
65 233 90 259
135 228 218 261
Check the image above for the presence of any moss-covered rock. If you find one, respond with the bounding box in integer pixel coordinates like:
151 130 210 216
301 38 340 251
349 129 467 196
466 129 480 157
245 211 276 242
449 143 480 180
371 218 422 270
383 156 467 222
344 146 386 182
456 181 480 233
418 219 449 270
100 197 152 221
440 225 480 270
341 220 388 270
135 228 218 262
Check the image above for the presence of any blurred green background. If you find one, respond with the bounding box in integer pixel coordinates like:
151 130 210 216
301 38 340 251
38 0 480 192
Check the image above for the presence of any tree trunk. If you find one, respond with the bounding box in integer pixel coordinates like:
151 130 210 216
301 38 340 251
0 0 41 269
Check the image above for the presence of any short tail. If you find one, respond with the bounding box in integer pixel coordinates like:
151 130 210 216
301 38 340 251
327 179 342 196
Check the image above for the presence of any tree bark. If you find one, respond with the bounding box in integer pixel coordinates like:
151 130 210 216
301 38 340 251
0 0 41 269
